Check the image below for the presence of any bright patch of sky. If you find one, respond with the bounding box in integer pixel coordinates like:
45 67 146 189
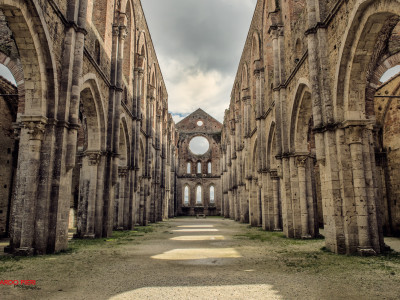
380 65 400 83
0 64 16 85
141 0 257 122
189 136 210 155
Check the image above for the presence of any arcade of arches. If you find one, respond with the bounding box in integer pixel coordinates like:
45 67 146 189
0 0 399 256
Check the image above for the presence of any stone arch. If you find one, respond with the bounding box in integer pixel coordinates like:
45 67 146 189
183 185 190 205
80 74 106 151
197 160 202 174
264 121 282 231
209 184 215 204
289 81 321 237
196 184 202 204
251 138 258 175
119 115 130 167
149 64 157 87
251 31 261 62
289 81 313 153
137 32 148 69
241 63 249 90
334 0 400 122
0 0 58 118
74 75 107 238
266 121 276 170
0 52 24 114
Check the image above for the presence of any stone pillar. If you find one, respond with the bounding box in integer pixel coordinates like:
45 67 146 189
77 151 100 238
289 156 301 238
261 172 271 231
297 156 311 238
95 154 105 237
10 118 46 254
249 178 260 226
117 168 128 229
346 125 375 254
281 156 293 237
271 170 282 231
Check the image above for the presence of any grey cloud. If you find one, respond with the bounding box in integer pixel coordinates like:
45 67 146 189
141 0 256 122
142 0 256 74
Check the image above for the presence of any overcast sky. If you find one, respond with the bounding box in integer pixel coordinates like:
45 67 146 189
141 0 257 122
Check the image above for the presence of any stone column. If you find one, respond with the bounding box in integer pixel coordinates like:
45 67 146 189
281 156 293 237
95 154 105 237
10 118 46 254
249 178 259 226
271 170 282 231
112 23 127 186
77 151 100 238
120 168 129 229
346 125 375 254
297 156 311 238
289 156 301 238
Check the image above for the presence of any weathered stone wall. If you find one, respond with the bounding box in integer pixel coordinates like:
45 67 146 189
176 109 222 216
222 0 400 255
0 0 177 255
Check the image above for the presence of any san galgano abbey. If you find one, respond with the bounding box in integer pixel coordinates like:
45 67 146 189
2 0 400 290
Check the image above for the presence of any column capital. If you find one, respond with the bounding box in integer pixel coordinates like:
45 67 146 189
119 26 128 40
296 156 308 168
20 116 48 141
84 151 102 166
345 125 364 145
118 167 129 177
270 170 279 179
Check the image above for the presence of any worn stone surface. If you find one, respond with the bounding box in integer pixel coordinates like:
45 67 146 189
176 109 222 216
221 0 400 255
1 0 400 257
0 0 177 254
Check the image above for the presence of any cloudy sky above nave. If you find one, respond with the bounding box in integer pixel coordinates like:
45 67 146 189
141 0 257 123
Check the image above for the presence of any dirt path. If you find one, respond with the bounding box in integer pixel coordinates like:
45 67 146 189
1 217 400 299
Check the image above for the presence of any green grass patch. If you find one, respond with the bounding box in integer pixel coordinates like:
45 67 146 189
67 225 156 252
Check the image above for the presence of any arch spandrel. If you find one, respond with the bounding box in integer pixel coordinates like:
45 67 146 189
289 79 312 153
334 0 400 123
80 74 107 152
266 121 276 170
119 115 131 167
0 0 58 118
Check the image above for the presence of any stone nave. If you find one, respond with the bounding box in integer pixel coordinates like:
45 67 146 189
0 0 399 257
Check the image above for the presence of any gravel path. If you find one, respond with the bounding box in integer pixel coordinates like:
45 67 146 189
1 217 400 299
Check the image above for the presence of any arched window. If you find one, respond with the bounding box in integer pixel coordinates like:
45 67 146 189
210 186 215 203
196 185 202 204
187 162 191 174
208 162 212 174
197 161 201 174
184 186 189 204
